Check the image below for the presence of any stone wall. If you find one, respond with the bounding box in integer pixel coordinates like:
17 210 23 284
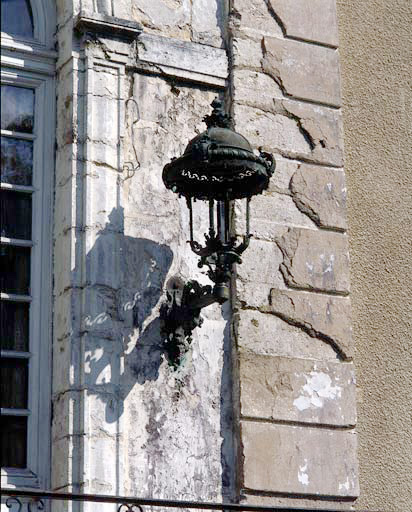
51 0 358 509
229 0 358 508
52 1 235 507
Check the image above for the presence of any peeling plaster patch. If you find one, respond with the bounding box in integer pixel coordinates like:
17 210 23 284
320 253 335 275
339 477 350 492
298 459 309 485
293 371 342 411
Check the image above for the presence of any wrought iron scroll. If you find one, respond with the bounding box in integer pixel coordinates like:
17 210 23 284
118 505 144 512
6 497 45 512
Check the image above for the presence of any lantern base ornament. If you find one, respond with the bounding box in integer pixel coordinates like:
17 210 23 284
159 231 250 367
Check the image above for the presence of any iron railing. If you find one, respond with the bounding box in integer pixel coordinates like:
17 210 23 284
0 488 370 512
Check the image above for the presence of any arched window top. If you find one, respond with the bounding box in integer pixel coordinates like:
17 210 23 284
1 0 55 48
1 0 34 39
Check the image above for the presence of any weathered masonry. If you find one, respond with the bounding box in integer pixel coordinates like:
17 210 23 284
1 0 358 510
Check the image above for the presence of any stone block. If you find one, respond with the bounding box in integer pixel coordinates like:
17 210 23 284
54 175 76 237
51 436 73 489
232 69 283 111
81 286 120 340
266 289 353 359
56 21 78 71
87 436 119 494
90 95 119 143
88 141 119 170
242 493 354 510
92 66 122 99
128 73 217 165
57 0 81 27
262 36 341 106
270 0 339 47
83 166 120 230
236 238 285 307
192 0 225 48
232 0 339 46
83 230 122 289
53 289 80 342
52 336 81 396
137 33 228 84
55 142 78 187
233 100 344 167
276 228 350 293
269 157 301 191
235 192 316 242
130 0 192 41
232 37 263 70
56 89 75 148
52 390 82 441
239 354 356 425
290 164 348 230
241 421 359 496
231 0 283 38
53 229 77 294
234 102 311 159
79 333 124 396
94 0 111 15
237 309 339 361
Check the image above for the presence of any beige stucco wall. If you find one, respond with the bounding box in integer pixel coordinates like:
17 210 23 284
337 1 412 510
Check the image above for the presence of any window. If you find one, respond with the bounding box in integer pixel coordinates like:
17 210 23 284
1 0 55 488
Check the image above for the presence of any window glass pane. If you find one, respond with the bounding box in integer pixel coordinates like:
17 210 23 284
0 245 31 294
1 190 32 239
1 415 27 468
1 0 34 39
1 358 28 408
1 137 33 185
1 301 29 351
1 86 34 133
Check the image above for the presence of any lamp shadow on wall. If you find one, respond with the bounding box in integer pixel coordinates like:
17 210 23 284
75 205 236 499
82 206 173 423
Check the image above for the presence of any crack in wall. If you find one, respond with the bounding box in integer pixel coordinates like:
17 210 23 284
274 229 349 296
260 36 288 97
237 300 350 361
289 172 322 227
288 171 347 233
262 0 287 36
261 304 348 362
286 109 316 151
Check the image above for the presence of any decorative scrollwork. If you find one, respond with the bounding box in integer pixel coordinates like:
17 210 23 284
5 498 45 512
28 500 45 512
6 497 23 512
117 504 144 512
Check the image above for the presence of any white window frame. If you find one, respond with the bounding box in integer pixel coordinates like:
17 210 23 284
1 0 56 490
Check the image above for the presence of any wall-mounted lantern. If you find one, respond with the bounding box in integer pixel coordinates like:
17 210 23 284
160 98 275 365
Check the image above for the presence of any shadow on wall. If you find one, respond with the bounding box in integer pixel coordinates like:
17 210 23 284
82 206 173 423
73 204 236 500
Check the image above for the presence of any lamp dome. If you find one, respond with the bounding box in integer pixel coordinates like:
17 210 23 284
162 98 275 201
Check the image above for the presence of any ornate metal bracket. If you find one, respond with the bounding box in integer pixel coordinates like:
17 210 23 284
160 201 251 368
160 277 222 367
